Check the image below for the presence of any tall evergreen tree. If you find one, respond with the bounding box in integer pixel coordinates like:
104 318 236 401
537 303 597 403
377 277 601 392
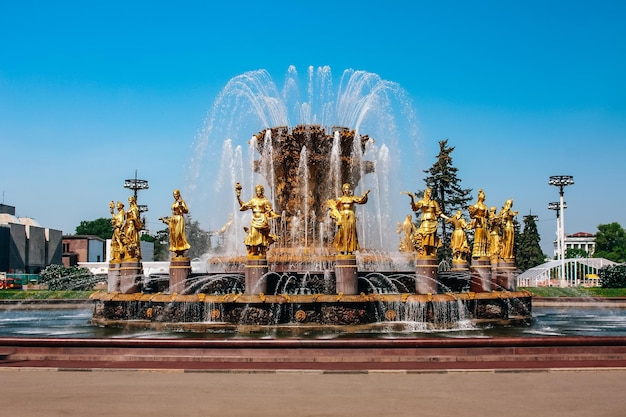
422 139 473 263
516 214 545 271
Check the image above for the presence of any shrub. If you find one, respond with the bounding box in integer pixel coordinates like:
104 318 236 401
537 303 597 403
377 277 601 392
39 264 95 290
598 264 626 288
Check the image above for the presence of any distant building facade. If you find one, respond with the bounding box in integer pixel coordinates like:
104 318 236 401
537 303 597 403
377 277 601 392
64 237 153 267
554 231 596 258
62 235 106 266
0 204 63 273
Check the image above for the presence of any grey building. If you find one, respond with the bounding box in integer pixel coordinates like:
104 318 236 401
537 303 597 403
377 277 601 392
0 204 62 273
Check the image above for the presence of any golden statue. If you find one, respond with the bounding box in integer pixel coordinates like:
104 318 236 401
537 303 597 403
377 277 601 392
123 195 143 261
217 214 233 235
468 189 488 259
446 210 470 263
159 189 191 258
236 183 280 257
403 188 447 257
487 206 501 261
499 199 518 260
109 200 125 262
328 183 370 255
397 214 417 252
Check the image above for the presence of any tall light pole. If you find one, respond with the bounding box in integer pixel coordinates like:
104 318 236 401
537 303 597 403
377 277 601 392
549 175 574 287
124 170 150 232
548 201 566 287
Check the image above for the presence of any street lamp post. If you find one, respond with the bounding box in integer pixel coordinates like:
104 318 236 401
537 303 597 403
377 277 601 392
124 170 150 232
549 175 574 287
548 201 566 287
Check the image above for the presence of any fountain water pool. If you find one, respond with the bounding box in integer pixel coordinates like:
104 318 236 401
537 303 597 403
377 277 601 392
4 306 626 339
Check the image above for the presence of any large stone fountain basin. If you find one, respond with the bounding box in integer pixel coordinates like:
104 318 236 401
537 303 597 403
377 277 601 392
90 290 532 334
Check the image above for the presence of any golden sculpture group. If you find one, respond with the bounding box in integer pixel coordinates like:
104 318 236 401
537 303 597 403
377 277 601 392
232 181 516 265
398 188 518 264
110 189 193 262
234 182 371 258
110 182 516 266
109 196 145 262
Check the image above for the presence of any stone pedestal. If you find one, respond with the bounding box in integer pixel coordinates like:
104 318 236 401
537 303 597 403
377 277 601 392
415 256 438 294
107 262 121 293
335 255 358 295
119 261 142 294
493 260 517 291
245 257 268 294
169 257 191 294
470 258 492 293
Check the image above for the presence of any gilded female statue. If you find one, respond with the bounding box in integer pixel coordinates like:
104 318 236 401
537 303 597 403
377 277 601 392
499 199 518 260
397 214 417 252
124 195 143 261
468 189 488 259
109 200 125 262
487 206 501 260
236 183 280 257
403 188 447 257
160 189 191 257
328 183 370 255
447 210 470 263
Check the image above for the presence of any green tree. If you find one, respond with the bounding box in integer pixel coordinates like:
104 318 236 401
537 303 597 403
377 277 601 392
594 222 626 262
422 139 473 263
75 217 113 240
516 214 545 272
186 217 212 259
565 248 589 259
156 216 210 260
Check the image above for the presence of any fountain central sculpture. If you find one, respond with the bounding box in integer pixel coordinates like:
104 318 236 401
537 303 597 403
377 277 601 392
91 67 531 334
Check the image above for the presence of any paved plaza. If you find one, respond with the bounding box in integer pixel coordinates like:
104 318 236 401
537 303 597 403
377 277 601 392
1 368 625 417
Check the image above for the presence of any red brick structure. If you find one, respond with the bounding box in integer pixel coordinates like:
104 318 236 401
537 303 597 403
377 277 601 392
62 235 106 266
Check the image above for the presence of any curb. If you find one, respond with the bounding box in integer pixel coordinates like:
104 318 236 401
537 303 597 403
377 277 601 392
1 366 625 374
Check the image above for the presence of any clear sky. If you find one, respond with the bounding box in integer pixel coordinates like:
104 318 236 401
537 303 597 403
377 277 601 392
1 1 625 255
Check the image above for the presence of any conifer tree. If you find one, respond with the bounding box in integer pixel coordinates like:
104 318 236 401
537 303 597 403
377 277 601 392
516 214 545 271
422 139 473 263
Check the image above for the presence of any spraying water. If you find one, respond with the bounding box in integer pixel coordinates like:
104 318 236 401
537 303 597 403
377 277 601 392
187 66 420 257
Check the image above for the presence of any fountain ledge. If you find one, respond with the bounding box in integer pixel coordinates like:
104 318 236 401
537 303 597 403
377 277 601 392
90 290 532 304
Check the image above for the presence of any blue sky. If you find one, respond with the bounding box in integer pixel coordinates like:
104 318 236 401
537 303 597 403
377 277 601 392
1 1 625 255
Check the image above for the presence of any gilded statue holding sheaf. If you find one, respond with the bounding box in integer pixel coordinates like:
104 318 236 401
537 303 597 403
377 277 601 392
328 183 370 255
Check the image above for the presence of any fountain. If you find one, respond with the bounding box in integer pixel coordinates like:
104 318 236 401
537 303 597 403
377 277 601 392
90 66 531 334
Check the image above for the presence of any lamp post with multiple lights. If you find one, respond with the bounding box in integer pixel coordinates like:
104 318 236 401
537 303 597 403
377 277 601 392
124 170 149 232
549 175 574 287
